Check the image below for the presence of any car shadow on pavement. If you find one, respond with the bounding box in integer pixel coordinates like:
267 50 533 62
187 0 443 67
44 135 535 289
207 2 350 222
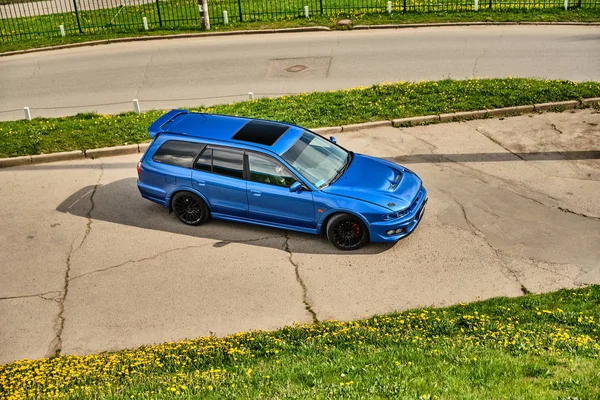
56 178 395 255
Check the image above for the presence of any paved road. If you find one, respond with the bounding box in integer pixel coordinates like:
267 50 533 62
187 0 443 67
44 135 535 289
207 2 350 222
1 110 599 364
1 26 600 120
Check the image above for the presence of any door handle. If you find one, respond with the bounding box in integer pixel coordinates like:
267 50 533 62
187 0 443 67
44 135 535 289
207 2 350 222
194 180 206 186
251 190 262 196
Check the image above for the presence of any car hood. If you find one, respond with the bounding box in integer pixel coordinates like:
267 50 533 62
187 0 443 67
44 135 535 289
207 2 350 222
322 153 422 212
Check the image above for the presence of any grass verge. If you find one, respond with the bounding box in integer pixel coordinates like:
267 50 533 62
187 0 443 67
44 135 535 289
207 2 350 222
1 9 599 53
1 78 599 158
1 286 599 399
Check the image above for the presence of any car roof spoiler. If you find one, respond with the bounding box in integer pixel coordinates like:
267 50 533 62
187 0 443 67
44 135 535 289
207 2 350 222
147 109 189 139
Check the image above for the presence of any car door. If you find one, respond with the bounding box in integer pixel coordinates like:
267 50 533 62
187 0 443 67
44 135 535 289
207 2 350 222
192 146 248 218
246 152 315 228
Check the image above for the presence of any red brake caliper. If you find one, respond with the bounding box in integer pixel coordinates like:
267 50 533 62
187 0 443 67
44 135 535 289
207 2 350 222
353 223 360 238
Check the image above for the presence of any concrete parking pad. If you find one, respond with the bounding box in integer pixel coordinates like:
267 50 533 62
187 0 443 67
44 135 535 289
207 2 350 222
1 109 598 364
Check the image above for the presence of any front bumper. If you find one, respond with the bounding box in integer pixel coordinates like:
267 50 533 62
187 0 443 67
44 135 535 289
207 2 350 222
369 187 428 243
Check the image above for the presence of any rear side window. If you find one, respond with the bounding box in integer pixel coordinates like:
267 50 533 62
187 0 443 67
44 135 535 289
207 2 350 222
195 148 212 173
212 149 244 179
152 140 205 169
194 147 244 179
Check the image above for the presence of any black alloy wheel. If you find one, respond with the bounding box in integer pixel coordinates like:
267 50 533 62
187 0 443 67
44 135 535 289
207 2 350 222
172 192 209 226
326 213 369 250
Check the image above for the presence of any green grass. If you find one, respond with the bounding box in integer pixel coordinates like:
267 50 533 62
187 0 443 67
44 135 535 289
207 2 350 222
1 286 599 399
1 78 599 158
1 0 599 53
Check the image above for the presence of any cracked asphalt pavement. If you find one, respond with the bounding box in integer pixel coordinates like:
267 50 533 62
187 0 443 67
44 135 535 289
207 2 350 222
1 110 599 364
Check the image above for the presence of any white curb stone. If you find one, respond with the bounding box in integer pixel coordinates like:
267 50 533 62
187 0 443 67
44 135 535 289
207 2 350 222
534 100 580 111
85 144 140 159
392 115 439 126
0 155 31 168
485 105 535 116
30 150 84 164
313 126 343 135
342 120 392 132
582 97 600 106
439 109 490 122
138 143 151 153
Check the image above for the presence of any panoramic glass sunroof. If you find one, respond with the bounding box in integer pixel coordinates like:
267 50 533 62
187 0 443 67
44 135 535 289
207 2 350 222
232 121 289 146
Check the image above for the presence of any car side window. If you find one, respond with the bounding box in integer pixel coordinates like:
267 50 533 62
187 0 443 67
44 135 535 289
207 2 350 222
195 148 212 173
211 148 244 179
152 140 205 169
248 153 296 188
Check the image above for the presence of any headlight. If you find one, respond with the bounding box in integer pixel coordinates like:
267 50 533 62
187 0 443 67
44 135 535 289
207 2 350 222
382 209 410 221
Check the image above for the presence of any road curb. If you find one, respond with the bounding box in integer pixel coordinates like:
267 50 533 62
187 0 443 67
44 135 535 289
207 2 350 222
353 22 600 30
392 115 440 126
582 97 600 105
439 109 489 122
485 105 535 116
342 120 392 132
0 98 597 168
0 27 331 57
534 100 580 111
30 150 84 164
85 144 140 159
138 143 151 153
0 155 31 168
313 126 343 135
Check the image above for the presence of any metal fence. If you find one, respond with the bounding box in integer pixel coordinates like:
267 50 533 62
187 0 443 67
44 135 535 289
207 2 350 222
1 0 598 41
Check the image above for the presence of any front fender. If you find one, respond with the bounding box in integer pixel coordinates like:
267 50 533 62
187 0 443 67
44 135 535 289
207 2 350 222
317 208 372 234
315 193 390 237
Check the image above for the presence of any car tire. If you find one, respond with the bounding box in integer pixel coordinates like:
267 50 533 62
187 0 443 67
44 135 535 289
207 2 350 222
171 191 210 226
326 213 370 250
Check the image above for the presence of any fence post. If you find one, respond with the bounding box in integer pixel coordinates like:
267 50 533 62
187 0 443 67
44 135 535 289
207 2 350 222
320 0 323 14
304 5 309 17
248 92 254 100
564 0 568 10
143 17 149 30
238 0 243 22
387 1 392 13
59 24 66 36
155 0 163 27
223 10 228 24
403 0 406 13
24 107 31 121
133 99 141 114
474 0 479 11
489 0 492 9
72 0 82 33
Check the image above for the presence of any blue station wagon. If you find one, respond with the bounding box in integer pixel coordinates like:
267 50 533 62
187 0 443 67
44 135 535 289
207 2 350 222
137 110 427 250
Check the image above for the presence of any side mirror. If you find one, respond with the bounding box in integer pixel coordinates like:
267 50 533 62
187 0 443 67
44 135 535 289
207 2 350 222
289 181 303 193
330 136 337 144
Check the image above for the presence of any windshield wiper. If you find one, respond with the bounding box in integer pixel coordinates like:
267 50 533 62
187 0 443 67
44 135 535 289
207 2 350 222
324 152 353 187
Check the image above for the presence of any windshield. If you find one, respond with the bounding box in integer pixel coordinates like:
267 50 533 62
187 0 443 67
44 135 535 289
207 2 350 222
281 131 349 189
